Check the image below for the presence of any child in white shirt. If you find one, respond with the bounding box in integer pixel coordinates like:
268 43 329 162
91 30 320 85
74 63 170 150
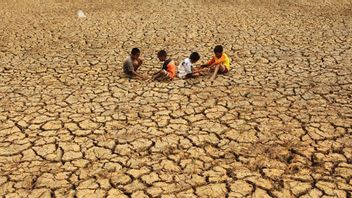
177 52 201 79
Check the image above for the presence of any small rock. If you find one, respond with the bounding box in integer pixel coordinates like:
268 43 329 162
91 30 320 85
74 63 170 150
77 10 86 18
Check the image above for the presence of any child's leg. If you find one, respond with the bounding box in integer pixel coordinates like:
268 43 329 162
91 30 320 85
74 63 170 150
151 71 160 81
133 61 142 72
152 70 171 81
151 70 164 81
133 64 139 72
210 64 226 81
158 70 170 81
185 73 195 78
133 71 149 80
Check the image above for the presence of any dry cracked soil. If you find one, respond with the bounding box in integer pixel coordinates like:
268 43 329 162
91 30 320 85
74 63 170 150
0 0 352 197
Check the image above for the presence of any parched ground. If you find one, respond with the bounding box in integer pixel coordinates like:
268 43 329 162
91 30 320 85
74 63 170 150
0 0 352 197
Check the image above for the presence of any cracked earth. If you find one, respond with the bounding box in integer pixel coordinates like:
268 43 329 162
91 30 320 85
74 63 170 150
1 0 352 197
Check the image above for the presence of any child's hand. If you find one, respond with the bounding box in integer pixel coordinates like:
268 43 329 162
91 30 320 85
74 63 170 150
142 75 149 81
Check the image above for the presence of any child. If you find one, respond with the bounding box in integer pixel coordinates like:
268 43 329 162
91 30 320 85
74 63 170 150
200 45 231 81
177 52 201 79
151 50 177 81
123 48 148 80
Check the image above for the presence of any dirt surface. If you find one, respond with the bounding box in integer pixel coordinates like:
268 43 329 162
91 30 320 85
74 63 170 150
0 0 352 197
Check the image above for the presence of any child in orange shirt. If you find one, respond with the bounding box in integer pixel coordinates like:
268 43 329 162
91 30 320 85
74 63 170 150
151 50 177 81
197 45 231 81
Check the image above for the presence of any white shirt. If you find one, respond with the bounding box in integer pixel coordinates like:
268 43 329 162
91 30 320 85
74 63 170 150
177 58 193 78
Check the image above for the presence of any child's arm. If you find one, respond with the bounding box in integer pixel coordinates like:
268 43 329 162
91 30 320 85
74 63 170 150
137 58 143 66
213 56 226 66
192 66 210 75
201 56 215 67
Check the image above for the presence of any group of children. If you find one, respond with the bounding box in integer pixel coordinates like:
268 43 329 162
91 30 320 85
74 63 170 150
123 45 231 81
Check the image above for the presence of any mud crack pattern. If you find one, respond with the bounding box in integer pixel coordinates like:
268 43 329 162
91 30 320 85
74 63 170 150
0 0 352 197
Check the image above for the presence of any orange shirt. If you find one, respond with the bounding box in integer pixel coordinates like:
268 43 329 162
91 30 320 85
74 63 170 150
166 60 176 79
207 53 231 70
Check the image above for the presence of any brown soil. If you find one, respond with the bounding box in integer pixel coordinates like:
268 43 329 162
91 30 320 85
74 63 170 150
0 0 351 197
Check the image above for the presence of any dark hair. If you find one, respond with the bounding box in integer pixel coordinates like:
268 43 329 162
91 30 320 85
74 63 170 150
213 45 223 53
131 48 140 55
157 50 167 57
189 52 200 62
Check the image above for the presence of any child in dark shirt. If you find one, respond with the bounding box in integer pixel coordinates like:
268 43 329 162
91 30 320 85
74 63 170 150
151 50 177 81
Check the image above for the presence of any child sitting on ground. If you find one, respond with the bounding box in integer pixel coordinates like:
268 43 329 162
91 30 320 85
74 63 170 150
151 50 177 81
177 52 201 79
199 45 231 81
123 48 148 80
